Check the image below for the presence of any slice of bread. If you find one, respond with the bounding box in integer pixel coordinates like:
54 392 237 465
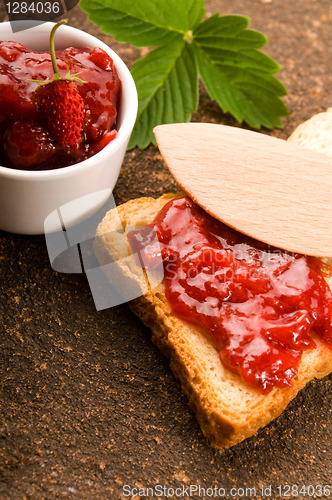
288 107 332 156
94 192 332 449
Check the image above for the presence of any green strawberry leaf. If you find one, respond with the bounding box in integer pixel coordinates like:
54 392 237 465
80 0 205 46
195 42 287 129
193 14 288 129
194 14 268 50
194 13 250 36
193 14 280 72
80 0 289 148
195 30 268 51
128 39 198 149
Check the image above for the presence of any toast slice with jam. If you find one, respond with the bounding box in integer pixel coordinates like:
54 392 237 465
94 192 332 449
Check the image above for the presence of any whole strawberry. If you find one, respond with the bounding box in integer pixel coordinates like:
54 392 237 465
33 20 85 148
37 79 85 147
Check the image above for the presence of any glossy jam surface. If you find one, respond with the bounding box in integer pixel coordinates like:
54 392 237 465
128 197 332 393
0 41 121 170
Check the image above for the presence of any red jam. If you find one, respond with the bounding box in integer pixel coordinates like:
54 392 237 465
0 41 121 170
128 197 332 394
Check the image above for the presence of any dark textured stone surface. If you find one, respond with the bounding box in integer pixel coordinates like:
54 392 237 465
0 1 332 499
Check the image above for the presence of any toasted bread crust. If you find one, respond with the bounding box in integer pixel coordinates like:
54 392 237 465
94 193 332 449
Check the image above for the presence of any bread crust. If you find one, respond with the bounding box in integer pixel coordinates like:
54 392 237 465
94 193 332 449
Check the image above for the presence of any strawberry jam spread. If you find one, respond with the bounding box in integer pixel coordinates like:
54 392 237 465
0 41 121 170
128 197 332 394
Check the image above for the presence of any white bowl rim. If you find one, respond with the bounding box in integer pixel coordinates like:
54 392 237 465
0 21 138 181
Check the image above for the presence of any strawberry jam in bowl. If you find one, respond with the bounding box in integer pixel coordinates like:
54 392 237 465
0 21 137 234
0 37 121 171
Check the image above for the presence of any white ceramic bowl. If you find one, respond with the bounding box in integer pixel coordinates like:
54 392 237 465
0 21 138 234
